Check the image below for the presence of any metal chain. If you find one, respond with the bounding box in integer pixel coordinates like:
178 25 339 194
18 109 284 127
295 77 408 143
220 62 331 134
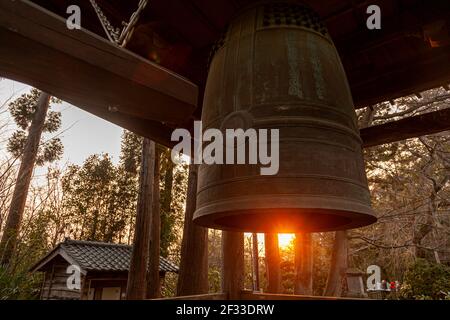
89 0 121 43
118 0 149 47
90 0 148 47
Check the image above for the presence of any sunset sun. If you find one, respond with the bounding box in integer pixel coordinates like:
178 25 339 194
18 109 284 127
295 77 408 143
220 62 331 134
278 234 295 249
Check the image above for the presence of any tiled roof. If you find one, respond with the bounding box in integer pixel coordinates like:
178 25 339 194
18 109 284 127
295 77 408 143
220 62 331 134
37 239 178 273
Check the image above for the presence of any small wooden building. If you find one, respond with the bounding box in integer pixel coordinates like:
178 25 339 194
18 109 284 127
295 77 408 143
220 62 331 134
30 239 179 300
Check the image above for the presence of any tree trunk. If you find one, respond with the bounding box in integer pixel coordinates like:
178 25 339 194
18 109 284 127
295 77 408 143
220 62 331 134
264 233 281 293
252 233 260 291
412 194 442 263
147 147 161 298
294 233 313 295
412 213 433 260
177 164 209 296
0 92 50 267
324 230 348 297
222 231 244 299
126 139 155 300
160 157 174 257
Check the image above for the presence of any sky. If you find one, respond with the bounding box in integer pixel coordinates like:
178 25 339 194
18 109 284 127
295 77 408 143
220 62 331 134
0 79 123 166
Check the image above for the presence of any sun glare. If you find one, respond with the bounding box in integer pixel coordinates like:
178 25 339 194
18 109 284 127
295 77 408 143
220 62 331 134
278 233 295 249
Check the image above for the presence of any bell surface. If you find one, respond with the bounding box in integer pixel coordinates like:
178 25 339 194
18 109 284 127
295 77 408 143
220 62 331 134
193 1 376 233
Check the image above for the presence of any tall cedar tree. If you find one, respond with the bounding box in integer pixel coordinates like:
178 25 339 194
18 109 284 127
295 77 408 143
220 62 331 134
118 132 185 258
0 89 62 267
127 139 156 299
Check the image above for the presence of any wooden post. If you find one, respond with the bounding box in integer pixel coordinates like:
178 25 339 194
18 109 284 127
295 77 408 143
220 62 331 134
294 233 313 295
324 230 348 297
126 139 155 300
252 233 260 291
264 233 281 293
46 264 55 300
0 92 50 267
177 164 209 296
147 147 161 298
222 231 244 300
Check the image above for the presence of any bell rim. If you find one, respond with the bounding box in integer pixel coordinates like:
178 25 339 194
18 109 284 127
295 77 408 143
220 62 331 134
193 194 376 233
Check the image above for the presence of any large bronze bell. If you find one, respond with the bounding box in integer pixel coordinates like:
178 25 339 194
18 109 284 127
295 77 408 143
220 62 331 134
193 1 376 232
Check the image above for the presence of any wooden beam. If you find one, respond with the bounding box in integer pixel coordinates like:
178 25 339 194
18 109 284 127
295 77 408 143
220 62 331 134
334 1 450 57
240 291 365 300
0 0 198 128
333 1 450 108
153 293 227 300
350 49 450 108
361 108 450 148
83 107 176 149
155 291 365 300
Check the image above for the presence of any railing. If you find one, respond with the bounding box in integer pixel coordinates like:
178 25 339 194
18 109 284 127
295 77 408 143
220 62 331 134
153 291 368 300
154 293 228 300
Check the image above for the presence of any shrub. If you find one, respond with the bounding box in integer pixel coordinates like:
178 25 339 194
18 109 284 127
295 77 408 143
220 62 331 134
0 266 41 300
400 259 450 300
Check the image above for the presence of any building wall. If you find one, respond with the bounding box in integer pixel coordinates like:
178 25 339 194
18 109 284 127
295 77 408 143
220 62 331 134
81 272 128 300
40 258 81 300
38 255 169 300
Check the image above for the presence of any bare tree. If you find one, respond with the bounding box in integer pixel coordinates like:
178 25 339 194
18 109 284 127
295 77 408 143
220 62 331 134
325 88 450 295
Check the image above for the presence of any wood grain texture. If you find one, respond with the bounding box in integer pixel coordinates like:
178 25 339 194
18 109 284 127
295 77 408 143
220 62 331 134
0 0 198 135
126 139 155 300
147 148 161 299
221 231 244 300
361 108 450 148
177 164 209 296
264 233 281 294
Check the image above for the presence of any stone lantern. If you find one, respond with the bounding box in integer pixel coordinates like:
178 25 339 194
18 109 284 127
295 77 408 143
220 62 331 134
344 268 368 298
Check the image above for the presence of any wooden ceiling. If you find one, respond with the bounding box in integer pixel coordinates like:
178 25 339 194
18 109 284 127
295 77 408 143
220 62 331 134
32 0 450 112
